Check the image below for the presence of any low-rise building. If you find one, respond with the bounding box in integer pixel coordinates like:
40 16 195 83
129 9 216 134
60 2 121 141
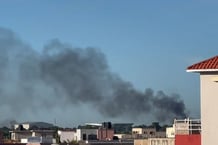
187 55 218 145
174 118 201 145
166 126 175 138
134 138 174 145
58 130 77 143
113 123 133 134
98 128 114 141
14 122 54 130
174 118 201 135
10 130 56 143
75 129 98 141
10 121 56 143
132 125 166 139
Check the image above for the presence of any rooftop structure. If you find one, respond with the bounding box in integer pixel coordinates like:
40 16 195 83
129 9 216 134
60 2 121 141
187 55 218 72
174 118 201 135
14 122 54 130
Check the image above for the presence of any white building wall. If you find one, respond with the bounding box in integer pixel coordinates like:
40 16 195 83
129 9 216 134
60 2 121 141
21 138 28 143
75 129 81 141
166 126 175 138
75 129 98 141
132 128 143 134
22 124 30 130
11 132 16 140
14 123 30 130
14 124 19 130
200 72 218 145
59 131 76 143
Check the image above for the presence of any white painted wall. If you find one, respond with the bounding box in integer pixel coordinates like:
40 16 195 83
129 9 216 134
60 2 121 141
21 138 28 143
166 126 175 138
23 124 30 130
14 123 30 130
75 129 98 141
132 128 143 134
59 131 76 143
200 72 218 145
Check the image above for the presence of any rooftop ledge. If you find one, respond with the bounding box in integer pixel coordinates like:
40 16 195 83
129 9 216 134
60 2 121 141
186 69 218 73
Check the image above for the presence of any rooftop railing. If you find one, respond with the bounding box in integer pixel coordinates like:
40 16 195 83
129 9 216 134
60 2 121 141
174 118 201 135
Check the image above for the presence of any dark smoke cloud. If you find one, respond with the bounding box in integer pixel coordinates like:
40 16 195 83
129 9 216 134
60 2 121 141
0 28 188 125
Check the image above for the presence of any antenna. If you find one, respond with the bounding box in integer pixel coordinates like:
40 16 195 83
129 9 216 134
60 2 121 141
54 118 57 125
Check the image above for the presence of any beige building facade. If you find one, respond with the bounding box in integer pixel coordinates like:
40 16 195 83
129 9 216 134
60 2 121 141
132 127 165 138
166 127 175 138
187 55 218 145
132 128 145 135
200 72 218 145
134 138 174 145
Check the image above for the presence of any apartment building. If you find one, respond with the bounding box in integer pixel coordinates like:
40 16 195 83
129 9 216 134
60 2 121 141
174 118 201 145
10 122 56 144
58 130 77 143
187 55 218 145
132 123 166 139
75 128 98 141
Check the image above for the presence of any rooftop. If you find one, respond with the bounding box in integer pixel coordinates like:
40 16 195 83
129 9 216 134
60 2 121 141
187 55 218 72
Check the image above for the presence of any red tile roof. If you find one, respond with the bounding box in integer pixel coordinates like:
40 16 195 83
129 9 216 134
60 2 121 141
187 55 218 72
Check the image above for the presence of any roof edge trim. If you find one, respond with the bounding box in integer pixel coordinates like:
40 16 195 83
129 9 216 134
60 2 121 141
186 69 218 73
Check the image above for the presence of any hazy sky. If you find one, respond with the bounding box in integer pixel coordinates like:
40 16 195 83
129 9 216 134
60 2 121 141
0 0 217 127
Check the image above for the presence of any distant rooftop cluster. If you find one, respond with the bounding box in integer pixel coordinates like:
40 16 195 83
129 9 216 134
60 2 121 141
0 118 200 145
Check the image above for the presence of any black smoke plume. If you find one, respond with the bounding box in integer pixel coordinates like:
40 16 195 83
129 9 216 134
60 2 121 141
0 28 188 124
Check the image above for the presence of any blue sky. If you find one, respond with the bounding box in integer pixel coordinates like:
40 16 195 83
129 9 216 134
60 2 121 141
0 0 217 127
